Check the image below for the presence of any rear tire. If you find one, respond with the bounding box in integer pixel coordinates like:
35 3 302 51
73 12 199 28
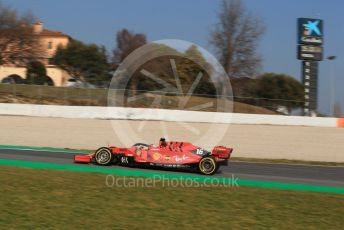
199 157 218 175
95 147 113 166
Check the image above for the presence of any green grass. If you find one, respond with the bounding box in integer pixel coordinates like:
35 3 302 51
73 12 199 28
0 166 343 229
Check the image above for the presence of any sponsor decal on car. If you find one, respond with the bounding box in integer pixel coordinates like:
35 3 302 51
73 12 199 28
121 156 129 164
164 155 170 161
174 155 189 162
151 163 190 168
152 152 161 161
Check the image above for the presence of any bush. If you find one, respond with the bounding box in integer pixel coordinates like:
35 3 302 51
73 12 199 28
26 61 53 85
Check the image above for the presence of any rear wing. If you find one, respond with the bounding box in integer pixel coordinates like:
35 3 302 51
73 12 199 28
211 146 233 159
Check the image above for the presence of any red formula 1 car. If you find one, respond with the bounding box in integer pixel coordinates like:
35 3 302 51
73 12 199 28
74 138 233 175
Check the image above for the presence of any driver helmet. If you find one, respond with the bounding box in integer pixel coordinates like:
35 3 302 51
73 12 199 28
159 137 167 147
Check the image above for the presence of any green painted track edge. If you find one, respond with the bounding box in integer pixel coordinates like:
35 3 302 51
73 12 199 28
0 158 343 195
0 144 91 154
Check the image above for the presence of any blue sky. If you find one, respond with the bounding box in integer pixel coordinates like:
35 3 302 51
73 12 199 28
5 0 344 115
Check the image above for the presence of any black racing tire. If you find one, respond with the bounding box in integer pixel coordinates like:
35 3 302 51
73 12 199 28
94 147 114 166
198 157 218 175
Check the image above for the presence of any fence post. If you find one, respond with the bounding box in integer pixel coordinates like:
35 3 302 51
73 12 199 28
13 83 16 99
87 88 91 106
38 85 42 104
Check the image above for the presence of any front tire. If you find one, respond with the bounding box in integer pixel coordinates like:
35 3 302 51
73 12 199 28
95 147 113 166
199 157 218 175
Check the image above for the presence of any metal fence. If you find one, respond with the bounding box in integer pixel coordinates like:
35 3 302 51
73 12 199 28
0 84 108 106
0 84 305 115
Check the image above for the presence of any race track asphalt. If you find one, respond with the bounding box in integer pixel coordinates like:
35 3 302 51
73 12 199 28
1 148 344 188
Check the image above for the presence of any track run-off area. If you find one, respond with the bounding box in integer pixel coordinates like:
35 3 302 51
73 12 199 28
0 146 343 195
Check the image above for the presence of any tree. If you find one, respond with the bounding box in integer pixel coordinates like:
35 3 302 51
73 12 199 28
178 45 215 95
209 0 265 78
0 3 42 65
53 39 110 86
251 73 304 113
127 44 215 94
112 29 146 64
26 60 54 85
184 45 208 67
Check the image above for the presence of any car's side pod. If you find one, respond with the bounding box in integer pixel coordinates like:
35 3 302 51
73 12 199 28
211 146 233 159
